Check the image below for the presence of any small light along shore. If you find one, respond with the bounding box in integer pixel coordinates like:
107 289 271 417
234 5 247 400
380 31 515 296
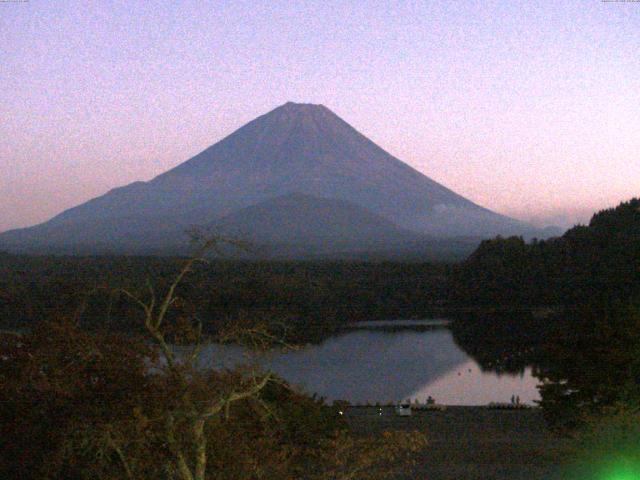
341 401 532 411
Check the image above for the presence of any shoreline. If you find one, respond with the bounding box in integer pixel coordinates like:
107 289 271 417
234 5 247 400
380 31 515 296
346 405 566 480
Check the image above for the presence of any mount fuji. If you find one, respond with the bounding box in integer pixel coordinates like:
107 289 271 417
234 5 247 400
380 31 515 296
0 102 548 258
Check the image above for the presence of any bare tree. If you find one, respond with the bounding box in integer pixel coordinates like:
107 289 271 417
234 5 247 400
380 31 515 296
0 234 428 480
118 235 277 480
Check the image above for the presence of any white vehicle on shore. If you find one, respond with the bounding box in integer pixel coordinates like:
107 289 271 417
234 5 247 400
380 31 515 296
395 403 412 416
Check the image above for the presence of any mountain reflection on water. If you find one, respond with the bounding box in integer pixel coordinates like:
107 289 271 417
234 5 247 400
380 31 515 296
196 320 541 405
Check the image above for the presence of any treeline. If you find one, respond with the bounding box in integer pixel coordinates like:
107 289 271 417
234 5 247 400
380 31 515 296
450 198 640 428
0 255 452 343
0 285 427 480
1 252 434 478
450 198 640 309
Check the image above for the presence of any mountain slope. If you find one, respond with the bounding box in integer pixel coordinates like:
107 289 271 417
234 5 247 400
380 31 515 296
212 192 422 245
0 102 540 255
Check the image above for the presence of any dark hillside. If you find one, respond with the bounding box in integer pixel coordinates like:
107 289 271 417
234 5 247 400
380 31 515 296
0 254 452 343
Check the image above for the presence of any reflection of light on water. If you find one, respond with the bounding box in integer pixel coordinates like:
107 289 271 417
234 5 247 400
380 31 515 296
194 327 541 405
409 360 540 405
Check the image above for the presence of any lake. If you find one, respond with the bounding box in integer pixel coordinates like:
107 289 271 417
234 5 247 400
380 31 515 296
195 320 540 405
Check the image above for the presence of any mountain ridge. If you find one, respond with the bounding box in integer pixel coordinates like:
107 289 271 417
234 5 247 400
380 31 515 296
0 102 548 257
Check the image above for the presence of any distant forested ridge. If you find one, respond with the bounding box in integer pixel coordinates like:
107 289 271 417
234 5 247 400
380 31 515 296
450 198 640 427
450 198 640 309
0 256 451 343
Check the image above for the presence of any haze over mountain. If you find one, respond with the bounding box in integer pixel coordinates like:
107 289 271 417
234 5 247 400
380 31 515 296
0 102 552 257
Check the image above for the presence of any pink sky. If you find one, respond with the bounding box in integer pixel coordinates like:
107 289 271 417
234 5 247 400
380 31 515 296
1 0 639 233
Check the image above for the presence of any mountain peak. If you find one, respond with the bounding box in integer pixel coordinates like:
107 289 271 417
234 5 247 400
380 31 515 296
237 101 343 147
281 101 326 110
0 103 542 255
275 101 332 118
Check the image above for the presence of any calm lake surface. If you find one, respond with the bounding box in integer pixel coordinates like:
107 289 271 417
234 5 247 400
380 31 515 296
196 320 540 405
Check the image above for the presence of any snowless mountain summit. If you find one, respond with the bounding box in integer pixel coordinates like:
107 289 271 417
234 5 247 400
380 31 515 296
0 102 542 256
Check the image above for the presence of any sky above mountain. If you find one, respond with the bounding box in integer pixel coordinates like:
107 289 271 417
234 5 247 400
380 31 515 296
1 0 639 233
